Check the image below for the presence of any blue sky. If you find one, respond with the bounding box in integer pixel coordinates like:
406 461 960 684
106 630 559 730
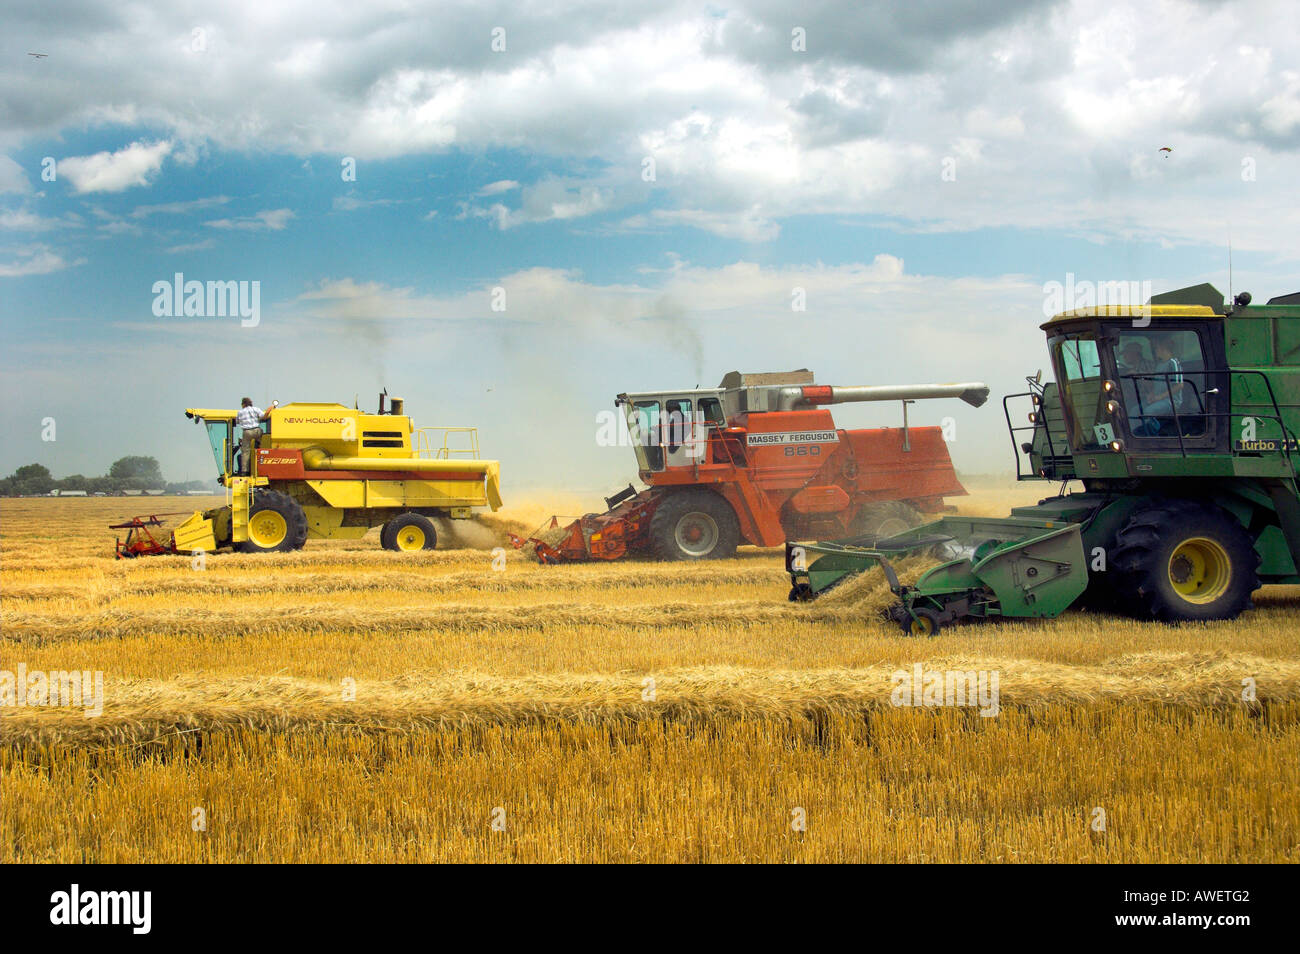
3 0 1299 491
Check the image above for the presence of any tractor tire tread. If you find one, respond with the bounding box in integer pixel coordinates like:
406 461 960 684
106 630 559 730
234 490 308 554
382 512 438 551
1108 499 1259 622
648 490 740 561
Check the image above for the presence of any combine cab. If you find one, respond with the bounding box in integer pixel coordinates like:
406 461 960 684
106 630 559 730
512 370 989 562
114 394 502 556
789 283 1300 630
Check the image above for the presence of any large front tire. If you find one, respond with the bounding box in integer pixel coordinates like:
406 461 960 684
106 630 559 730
648 490 740 561
1109 500 1259 622
235 490 308 554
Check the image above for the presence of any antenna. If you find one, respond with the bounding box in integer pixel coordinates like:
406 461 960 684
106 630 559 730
1228 225 1233 308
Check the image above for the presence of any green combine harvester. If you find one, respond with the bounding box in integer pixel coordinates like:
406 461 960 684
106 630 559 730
787 283 1300 633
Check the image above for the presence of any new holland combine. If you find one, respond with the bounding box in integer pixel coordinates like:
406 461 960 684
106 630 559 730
788 283 1300 631
511 370 989 562
114 394 501 556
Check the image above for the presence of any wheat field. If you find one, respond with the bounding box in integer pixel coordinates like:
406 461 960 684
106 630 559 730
3 485 1298 862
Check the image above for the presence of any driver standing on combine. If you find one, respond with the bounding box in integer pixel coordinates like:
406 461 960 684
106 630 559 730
236 397 277 475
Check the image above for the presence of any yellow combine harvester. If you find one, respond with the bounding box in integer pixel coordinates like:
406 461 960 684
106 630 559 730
116 394 502 556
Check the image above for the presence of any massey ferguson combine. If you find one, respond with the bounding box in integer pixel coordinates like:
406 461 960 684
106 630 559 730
512 370 989 562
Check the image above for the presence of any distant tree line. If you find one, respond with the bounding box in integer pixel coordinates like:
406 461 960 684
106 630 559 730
0 457 216 496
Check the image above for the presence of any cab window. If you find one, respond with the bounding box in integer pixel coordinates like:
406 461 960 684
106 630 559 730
1058 338 1101 381
664 399 692 452
1114 329 1208 438
1052 336 1106 450
630 401 664 471
698 398 725 426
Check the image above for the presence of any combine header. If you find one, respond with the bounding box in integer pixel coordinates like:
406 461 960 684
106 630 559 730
112 515 182 558
113 394 501 556
512 370 989 562
789 283 1300 631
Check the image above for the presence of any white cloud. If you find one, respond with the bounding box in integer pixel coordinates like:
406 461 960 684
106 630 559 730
1260 72 1300 136
58 140 173 193
206 208 295 231
0 155 31 194
164 238 216 253
464 178 628 228
96 218 141 236
132 196 230 218
476 180 519 196
0 209 60 230
0 245 83 277
631 207 780 242
295 268 656 324
332 195 408 211
297 278 419 318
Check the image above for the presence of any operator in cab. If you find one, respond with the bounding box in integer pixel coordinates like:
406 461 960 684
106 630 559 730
1133 335 1185 436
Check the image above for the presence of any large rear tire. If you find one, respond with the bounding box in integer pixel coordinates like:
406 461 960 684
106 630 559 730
235 490 308 554
1109 500 1259 622
648 490 740 561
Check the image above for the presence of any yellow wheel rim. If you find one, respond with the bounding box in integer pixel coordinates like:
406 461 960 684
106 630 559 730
909 615 935 636
395 525 426 551
1168 537 1231 604
248 510 288 548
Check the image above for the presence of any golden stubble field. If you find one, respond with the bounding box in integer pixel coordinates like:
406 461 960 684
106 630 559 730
3 482 1298 863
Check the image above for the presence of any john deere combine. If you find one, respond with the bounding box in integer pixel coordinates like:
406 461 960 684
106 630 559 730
115 394 501 556
788 283 1300 631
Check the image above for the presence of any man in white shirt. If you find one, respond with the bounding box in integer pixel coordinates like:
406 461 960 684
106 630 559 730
236 397 277 474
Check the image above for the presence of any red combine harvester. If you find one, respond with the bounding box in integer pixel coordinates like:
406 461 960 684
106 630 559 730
511 369 989 562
